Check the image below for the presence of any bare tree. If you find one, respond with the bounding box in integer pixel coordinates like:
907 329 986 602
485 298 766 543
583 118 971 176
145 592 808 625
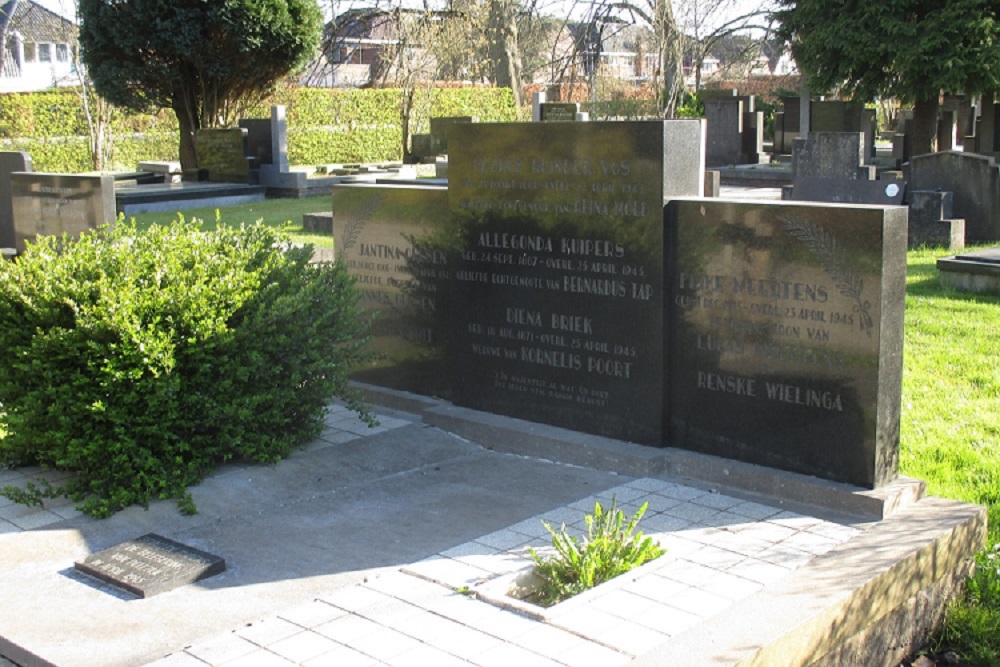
571 0 684 115
370 5 440 161
0 0 19 79
485 0 524 106
676 0 774 90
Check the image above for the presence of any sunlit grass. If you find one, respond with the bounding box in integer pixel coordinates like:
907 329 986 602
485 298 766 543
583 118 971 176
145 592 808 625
901 247 1000 665
125 195 333 248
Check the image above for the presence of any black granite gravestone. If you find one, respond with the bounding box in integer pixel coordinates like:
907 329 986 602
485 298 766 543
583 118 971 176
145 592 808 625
75 534 225 598
332 183 451 395
666 199 907 488
792 177 907 206
445 121 705 444
539 103 579 121
239 118 274 166
429 116 473 154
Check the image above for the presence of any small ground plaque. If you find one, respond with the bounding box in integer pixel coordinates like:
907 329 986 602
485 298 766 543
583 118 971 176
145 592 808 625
74 533 225 598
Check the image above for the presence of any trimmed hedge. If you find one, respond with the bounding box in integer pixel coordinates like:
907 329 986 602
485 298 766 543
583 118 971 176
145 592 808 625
0 85 519 171
0 218 374 517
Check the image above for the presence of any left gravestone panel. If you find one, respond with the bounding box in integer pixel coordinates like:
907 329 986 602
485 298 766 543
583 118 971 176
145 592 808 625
75 533 226 598
11 173 116 253
332 183 453 397
0 152 33 252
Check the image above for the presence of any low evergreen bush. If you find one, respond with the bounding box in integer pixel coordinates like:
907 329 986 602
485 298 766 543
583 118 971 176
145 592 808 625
0 217 373 517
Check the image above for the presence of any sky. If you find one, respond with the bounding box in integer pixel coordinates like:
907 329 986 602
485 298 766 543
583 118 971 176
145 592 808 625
32 0 776 35
32 0 75 21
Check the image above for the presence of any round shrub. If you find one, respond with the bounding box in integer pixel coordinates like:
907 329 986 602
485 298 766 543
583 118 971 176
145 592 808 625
0 218 373 517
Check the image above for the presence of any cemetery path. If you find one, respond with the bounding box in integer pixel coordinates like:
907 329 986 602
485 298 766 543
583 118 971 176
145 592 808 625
0 402 983 667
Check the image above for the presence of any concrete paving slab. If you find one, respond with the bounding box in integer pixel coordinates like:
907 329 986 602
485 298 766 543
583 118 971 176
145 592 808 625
0 397 987 667
0 411 628 667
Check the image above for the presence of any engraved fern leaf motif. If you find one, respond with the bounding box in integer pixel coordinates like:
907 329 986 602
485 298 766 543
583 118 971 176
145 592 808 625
337 199 380 257
781 218 873 336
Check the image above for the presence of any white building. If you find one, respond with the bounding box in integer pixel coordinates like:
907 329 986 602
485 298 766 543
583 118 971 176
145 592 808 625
1 0 79 93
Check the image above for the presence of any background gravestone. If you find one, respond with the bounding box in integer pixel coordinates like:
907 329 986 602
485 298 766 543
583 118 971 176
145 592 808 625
10 173 115 253
667 199 907 488
429 116 473 155
907 151 1000 243
773 96 801 155
239 118 273 167
539 103 579 122
809 101 876 161
195 128 250 183
792 132 874 181
445 120 705 444
705 99 745 166
0 151 32 251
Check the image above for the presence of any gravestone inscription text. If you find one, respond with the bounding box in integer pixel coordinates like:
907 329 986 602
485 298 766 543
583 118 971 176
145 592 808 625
75 533 226 598
667 199 906 487
447 121 703 443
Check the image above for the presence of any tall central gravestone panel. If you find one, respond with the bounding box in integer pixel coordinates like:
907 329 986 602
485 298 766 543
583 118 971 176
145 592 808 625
447 121 704 444
666 199 907 487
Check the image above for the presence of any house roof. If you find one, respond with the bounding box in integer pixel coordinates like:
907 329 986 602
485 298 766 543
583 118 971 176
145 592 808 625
6 0 76 43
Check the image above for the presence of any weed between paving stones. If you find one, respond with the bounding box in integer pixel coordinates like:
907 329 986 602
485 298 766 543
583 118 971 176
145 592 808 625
526 498 664 607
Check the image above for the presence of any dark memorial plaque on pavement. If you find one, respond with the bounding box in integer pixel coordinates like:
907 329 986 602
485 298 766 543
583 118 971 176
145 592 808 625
446 121 705 444
666 199 907 488
75 533 226 598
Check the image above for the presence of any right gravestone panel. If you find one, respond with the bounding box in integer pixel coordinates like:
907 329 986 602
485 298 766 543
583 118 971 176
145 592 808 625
666 199 907 489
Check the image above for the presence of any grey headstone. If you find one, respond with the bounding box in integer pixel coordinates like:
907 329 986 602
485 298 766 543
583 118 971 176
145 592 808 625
809 101 875 160
741 111 765 164
792 132 874 181
705 100 744 166
907 151 1000 242
908 190 965 250
410 134 433 161
271 105 289 172
774 96 802 154
10 172 114 253
75 534 225 598
941 94 974 143
0 151 32 251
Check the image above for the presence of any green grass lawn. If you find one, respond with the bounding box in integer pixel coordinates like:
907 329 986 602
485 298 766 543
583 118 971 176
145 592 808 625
902 247 1000 664
124 195 334 248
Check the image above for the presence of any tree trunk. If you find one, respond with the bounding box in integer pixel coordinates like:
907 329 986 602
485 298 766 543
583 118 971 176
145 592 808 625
655 0 684 117
911 95 940 157
401 87 414 163
172 98 199 174
0 0 19 79
487 0 523 107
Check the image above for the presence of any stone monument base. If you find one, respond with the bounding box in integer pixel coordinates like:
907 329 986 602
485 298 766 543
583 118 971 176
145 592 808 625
937 247 1000 294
